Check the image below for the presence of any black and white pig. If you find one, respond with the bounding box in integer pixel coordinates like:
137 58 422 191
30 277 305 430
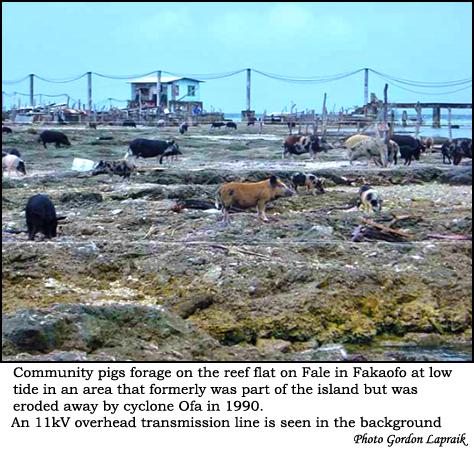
125 138 179 162
92 159 135 181
357 185 382 214
292 172 326 195
179 122 189 135
2 154 26 178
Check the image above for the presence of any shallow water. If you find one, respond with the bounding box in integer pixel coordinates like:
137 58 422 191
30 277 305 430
346 345 472 362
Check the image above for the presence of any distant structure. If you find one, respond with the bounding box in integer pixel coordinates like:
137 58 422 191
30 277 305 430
127 76 204 114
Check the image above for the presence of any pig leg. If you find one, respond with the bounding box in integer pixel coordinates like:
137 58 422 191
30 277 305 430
28 225 38 241
222 207 231 224
257 201 269 221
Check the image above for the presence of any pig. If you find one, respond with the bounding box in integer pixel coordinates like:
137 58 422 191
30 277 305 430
292 172 326 195
89 122 98 129
217 175 296 223
441 142 453 164
2 126 12 134
399 144 422 166
159 147 183 164
157 120 166 128
441 139 472 165
345 134 372 148
123 119 137 128
226 121 237 130
283 134 322 160
25 194 59 240
125 138 179 161
451 138 472 165
210 121 226 130
92 159 135 181
27 128 37 135
423 136 434 152
38 130 71 148
357 185 382 214
2 154 26 178
348 137 398 166
247 118 257 126
179 122 189 134
8 148 21 158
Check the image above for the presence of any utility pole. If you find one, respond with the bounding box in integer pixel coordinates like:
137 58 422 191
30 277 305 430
156 70 162 111
87 72 92 114
415 102 422 139
29 74 34 107
448 107 453 141
322 93 328 140
382 84 389 167
364 68 369 116
246 68 251 111
138 89 142 120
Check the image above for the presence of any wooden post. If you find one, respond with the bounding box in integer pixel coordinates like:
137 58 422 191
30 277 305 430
87 72 92 114
402 110 408 127
29 74 34 107
322 93 328 140
381 84 389 167
66 96 70 108
390 110 395 138
156 70 161 110
246 68 251 112
448 107 453 141
364 68 369 116
433 106 441 128
138 90 142 120
415 102 422 138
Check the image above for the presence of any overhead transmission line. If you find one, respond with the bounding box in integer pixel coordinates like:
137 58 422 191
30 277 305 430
371 71 472 95
253 68 365 84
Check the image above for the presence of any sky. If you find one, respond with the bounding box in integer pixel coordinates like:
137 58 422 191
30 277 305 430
2 2 472 113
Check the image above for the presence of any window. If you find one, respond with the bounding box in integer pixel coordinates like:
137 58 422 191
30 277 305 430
188 85 196 97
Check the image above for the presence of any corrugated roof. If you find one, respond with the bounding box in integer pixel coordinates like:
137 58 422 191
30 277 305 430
127 76 204 84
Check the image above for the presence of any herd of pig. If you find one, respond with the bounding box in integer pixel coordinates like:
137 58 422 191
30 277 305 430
1 122 472 238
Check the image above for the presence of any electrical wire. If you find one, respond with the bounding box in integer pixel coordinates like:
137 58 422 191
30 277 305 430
1 75 30 85
370 69 472 88
372 71 473 95
34 73 88 83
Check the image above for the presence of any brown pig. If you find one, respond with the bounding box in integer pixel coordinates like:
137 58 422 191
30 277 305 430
217 175 296 223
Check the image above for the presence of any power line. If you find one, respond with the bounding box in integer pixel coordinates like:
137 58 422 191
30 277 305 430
253 68 364 84
162 69 247 80
372 72 473 95
34 73 88 83
370 70 472 88
2 68 472 88
1 75 30 85
93 70 158 80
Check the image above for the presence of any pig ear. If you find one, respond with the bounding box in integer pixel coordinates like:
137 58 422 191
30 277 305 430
57 216 67 221
170 140 175 145
270 175 278 187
